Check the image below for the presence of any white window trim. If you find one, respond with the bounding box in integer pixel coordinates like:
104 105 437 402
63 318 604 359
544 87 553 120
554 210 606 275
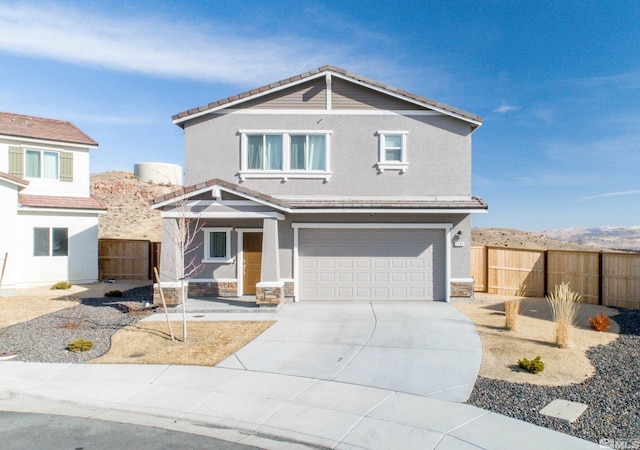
239 130 332 181
376 130 409 173
202 227 234 263
24 146 61 180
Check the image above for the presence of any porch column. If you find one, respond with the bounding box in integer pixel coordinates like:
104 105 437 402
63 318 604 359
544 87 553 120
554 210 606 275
154 218 183 306
256 217 284 305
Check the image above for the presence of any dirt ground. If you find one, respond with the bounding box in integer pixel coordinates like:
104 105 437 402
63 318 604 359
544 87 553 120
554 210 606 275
90 320 273 366
0 280 150 328
454 293 620 385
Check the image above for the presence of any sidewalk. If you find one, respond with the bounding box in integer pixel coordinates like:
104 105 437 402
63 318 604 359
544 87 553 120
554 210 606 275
0 361 599 449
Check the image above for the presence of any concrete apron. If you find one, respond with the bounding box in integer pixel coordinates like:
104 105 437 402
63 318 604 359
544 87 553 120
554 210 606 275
216 301 482 403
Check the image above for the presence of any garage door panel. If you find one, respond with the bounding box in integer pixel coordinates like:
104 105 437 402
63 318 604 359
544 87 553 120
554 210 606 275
299 229 445 301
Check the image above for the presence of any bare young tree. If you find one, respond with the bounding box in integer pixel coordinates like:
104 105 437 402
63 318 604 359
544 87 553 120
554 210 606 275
161 194 204 342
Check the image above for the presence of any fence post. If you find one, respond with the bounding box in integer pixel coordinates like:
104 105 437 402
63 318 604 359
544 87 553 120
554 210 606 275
598 252 604 306
543 250 549 296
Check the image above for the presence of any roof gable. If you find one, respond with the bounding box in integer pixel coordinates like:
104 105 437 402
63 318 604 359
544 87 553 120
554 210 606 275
0 112 98 147
172 65 482 128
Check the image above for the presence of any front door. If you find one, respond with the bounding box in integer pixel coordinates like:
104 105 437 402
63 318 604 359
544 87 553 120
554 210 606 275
243 232 262 295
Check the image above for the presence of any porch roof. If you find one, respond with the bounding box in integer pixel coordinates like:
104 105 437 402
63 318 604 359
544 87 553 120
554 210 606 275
152 178 488 213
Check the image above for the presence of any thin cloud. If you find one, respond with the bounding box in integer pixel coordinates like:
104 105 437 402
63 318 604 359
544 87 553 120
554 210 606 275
0 3 372 86
494 104 520 114
581 189 640 200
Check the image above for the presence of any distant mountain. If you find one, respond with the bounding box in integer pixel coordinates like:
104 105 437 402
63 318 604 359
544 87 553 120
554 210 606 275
471 228 610 251
540 226 640 251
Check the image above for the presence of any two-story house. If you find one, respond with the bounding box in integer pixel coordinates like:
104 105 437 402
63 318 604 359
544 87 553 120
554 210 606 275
153 66 487 304
0 112 105 292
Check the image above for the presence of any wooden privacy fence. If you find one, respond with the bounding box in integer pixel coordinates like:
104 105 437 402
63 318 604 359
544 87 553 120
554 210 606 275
471 245 640 309
98 239 161 280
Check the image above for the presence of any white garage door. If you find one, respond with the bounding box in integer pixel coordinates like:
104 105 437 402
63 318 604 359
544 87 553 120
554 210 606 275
299 229 445 301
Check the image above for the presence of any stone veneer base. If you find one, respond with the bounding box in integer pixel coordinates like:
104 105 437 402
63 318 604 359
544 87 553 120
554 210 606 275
450 281 474 299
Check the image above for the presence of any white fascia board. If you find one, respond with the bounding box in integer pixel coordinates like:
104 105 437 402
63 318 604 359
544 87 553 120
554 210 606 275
221 109 442 116
151 185 216 209
0 134 97 150
289 208 487 214
329 72 482 128
173 72 328 125
17 207 106 216
161 211 284 219
292 222 453 230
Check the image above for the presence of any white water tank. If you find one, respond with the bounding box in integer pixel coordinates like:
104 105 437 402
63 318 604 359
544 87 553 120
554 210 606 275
134 162 182 185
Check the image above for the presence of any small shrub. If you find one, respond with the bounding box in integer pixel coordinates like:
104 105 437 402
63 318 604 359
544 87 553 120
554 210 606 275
104 290 123 297
504 298 521 331
51 281 72 290
66 339 94 352
518 356 545 374
546 282 581 348
589 313 612 332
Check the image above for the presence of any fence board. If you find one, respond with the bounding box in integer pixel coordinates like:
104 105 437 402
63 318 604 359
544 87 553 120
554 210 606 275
547 251 600 304
487 247 545 296
603 253 640 309
98 239 151 280
471 246 487 292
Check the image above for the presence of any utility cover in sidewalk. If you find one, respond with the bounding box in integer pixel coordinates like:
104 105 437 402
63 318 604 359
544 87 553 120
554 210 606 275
539 399 588 423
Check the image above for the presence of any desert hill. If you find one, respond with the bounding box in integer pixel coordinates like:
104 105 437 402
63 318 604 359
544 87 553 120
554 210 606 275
471 228 611 251
541 227 640 251
91 171 176 242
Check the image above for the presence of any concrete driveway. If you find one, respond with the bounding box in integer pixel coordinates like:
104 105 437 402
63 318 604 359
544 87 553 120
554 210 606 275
217 301 482 402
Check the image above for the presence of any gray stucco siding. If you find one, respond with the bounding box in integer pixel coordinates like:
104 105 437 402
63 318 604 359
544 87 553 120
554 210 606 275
182 212 471 283
184 112 472 196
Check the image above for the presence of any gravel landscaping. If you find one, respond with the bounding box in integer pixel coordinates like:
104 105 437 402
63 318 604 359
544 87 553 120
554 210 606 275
469 309 640 445
0 286 154 363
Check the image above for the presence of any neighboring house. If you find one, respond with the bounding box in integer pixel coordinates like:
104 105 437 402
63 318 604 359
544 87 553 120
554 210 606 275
0 112 105 291
153 66 487 304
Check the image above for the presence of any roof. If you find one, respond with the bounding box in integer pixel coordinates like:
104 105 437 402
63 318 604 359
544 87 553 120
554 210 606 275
0 171 29 189
172 65 482 127
0 112 98 147
152 178 488 212
18 194 106 211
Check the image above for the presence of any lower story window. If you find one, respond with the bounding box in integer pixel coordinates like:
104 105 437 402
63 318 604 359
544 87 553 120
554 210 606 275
34 227 68 256
203 227 232 262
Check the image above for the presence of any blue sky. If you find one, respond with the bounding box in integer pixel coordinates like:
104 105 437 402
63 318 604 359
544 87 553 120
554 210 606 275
1 0 639 230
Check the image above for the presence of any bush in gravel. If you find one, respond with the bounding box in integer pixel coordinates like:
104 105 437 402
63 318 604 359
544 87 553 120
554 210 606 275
546 282 581 348
589 313 612 332
104 290 124 297
51 281 72 290
504 298 521 331
66 339 94 352
518 356 545 374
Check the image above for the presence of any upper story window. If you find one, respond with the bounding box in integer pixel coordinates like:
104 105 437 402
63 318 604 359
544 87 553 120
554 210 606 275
376 130 409 173
239 130 331 181
8 146 74 182
26 149 59 179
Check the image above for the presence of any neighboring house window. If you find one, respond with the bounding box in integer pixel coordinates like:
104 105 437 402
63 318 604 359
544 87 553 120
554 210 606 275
376 131 409 173
34 227 68 257
203 227 232 262
239 130 332 181
8 146 73 182
26 149 59 179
